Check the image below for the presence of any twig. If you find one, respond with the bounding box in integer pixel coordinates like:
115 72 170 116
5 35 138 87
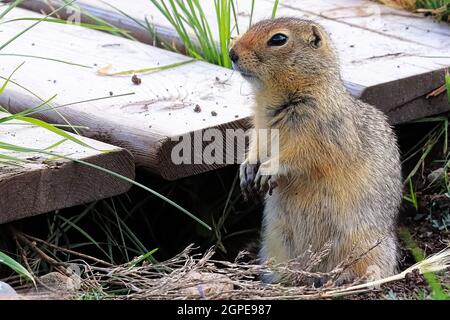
15 233 69 276
20 233 114 267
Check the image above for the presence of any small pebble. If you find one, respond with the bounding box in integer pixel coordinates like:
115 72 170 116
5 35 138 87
194 105 202 113
427 168 445 184
0 281 17 297
132 75 142 85
211 111 218 116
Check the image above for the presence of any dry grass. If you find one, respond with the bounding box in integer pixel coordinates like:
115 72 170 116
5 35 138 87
376 0 417 10
376 0 450 21
9 233 450 300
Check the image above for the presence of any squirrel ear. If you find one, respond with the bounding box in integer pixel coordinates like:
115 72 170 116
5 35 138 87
309 25 323 49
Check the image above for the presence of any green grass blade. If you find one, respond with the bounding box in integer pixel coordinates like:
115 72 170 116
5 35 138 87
128 248 158 268
148 0 228 67
215 0 232 68
60 0 136 40
0 61 24 95
99 204 149 255
13 116 98 151
56 215 111 259
0 142 211 231
48 202 97 245
399 228 450 300
104 59 195 76
43 139 68 151
0 75 45 102
0 251 35 284
231 0 239 35
1 123 89 129
445 70 450 102
0 159 23 167
0 153 27 163
249 0 256 29
0 0 24 20
109 198 129 261
272 0 280 18
0 94 58 124
0 17 130 33
0 0 76 51
25 92 135 117
0 53 92 68
408 178 418 210
97 0 146 29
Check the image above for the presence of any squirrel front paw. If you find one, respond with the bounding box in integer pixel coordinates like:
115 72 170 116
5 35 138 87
239 160 260 200
254 166 278 196
240 160 279 199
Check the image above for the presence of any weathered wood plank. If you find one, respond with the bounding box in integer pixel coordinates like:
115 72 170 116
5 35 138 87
280 0 450 49
17 0 450 114
2 2 450 180
0 7 253 179
0 112 135 224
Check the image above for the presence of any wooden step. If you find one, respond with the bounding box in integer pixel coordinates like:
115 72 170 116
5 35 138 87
0 112 135 224
0 7 252 179
17 0 450 120
2 2 450 180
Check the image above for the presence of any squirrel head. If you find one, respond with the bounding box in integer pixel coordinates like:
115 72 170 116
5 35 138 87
230 18 339 94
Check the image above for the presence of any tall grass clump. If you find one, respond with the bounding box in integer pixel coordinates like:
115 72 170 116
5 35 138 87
417 0 450 21
378 0 450 21
148 0 280 68
399 228 450 299
402 73 450 202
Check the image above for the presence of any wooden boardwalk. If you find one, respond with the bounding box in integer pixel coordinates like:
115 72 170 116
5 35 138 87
0 112 134 224
0 7 253 179
2 1 450 180
20 0 450 120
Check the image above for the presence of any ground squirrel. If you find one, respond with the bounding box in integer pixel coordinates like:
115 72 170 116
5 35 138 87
230 18 402 282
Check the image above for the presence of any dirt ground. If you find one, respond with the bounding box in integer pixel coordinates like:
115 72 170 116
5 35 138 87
348 197 450 299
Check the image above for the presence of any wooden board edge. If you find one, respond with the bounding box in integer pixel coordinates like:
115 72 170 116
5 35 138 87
20 0 440 111
387 90 450 124
360 67 448 112
0 148 135 224
15 0 185 51
157 117 251 180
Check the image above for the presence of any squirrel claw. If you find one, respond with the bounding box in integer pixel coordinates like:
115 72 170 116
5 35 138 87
268 180 278 196
254 170 278 196
239 160 260 200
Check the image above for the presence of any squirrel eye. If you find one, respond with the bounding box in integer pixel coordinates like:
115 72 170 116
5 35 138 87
268 33 288 47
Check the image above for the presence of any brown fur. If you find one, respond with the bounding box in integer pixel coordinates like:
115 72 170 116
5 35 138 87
232 18 402 282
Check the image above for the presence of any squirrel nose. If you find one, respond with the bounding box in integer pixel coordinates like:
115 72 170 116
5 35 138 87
229 48 239 63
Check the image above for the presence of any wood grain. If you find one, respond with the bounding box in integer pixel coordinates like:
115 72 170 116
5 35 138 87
0 7 253 179
16 0 450 111
2 2 450 180
0 112 135 224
